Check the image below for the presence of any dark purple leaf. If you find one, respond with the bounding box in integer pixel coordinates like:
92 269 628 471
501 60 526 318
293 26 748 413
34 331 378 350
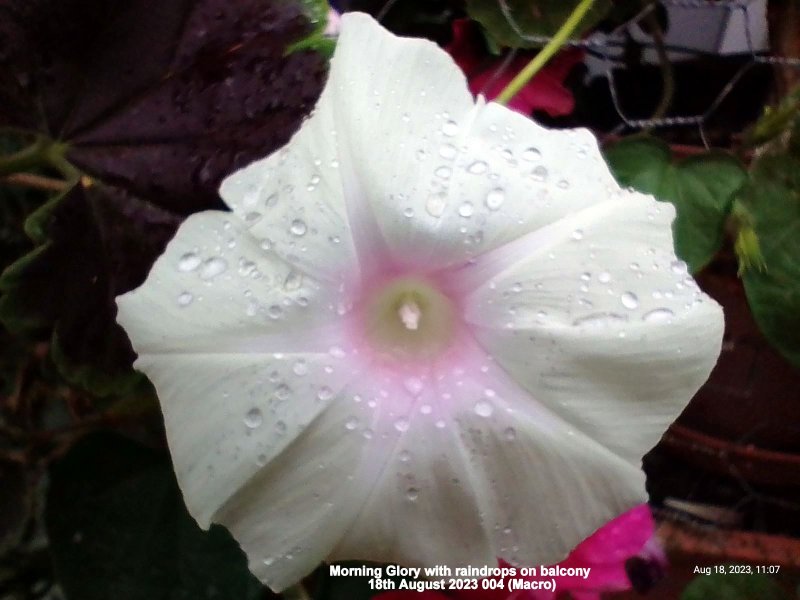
0 183 181 395
0 0 327 212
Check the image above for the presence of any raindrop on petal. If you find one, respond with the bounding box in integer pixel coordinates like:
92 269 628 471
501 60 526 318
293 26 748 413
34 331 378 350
290 219 307 237
573 312 628 327
485 188 505 210
177 291 193 307
467 160 488 174
404 377 424 396
671 260 689 274
442 120 459 136
425 193 447 217
474 400 493 417
643 308 675 323
199 257 228 280
244 408 263 429
439 144 457 160
178 252 202 272
621 292 639 310
292 359 308 376
522 147 541 161
435 166 452 180
531 165 548 182
283 271 303 291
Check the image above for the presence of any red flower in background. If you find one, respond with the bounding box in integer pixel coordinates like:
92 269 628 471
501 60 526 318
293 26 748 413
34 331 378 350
376 505 665 600
446 19 583 117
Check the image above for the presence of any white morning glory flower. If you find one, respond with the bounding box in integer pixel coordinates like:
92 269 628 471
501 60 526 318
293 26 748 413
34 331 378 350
116 13 723 592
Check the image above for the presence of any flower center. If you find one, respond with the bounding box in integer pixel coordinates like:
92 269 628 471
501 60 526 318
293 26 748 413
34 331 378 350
361 276 457 362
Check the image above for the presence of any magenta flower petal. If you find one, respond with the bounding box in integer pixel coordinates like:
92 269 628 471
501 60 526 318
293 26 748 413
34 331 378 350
446 19 582 116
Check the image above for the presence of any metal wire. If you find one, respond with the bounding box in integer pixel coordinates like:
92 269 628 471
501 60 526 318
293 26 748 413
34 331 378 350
477 0 800 143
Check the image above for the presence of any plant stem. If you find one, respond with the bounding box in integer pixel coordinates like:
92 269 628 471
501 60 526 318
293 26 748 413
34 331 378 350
643 2 674 124
2 173 70 192
0 137 80 181
495 0 595 106
0 138 48 177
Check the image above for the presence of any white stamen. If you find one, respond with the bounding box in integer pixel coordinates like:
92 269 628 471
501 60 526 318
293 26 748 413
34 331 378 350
398 300 422 331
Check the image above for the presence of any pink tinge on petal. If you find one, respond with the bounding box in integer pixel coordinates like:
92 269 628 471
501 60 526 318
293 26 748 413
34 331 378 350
324 9 341 36
446 19 583 117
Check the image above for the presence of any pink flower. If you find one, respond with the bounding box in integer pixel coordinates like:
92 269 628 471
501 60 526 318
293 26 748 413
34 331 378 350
377 505 665 600
508 504 666 600
446 19 583 117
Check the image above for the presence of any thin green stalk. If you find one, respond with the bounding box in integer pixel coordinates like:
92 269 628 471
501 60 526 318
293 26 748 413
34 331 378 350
44 141 81 180
0 138 48 177
0 137 80 181
643 2 674 124
495 0 595 106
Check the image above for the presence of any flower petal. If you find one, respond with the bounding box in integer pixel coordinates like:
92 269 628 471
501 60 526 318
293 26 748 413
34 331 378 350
116 211 343 355
328 338 645 573
456 191 724 466
212 393 378 591
217 69 359 283
320 15 618 269
116 211 363 538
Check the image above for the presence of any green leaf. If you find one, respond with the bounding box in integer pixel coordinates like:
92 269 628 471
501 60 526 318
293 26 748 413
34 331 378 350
740 154 800 368
0 183 181 396
604 137 747 273
45 432 263 600
744 85 800 150
465 0 612 49
289 0 336 57
681 573 788 600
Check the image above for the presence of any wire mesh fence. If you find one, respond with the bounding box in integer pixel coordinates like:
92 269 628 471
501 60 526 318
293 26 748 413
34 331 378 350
484 0 800 146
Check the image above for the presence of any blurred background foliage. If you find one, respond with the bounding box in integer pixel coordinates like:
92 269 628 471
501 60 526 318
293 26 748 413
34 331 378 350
1 0 799 599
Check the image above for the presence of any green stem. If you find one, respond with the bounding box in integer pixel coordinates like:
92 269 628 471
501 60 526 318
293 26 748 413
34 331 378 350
44 141 81 180
643 2 674 124
495 0 595 106
0 138 48 177
0 137 80 181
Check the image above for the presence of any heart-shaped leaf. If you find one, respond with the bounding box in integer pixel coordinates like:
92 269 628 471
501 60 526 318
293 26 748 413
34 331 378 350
0 183 180 395
0 0 329 392
740 154 800 368
465 0 612 49
605 137 747 273
46 432 265 600
0 0 328 212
